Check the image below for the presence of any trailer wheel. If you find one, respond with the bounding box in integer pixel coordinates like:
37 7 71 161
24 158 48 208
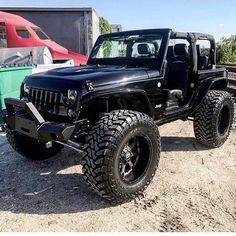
194 90 234 147
82 110 161 203
6 127 64 160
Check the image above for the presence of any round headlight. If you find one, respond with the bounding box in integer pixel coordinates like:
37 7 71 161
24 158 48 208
68 90 78 103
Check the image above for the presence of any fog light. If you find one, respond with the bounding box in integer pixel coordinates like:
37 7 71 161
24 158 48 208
68 109 76 118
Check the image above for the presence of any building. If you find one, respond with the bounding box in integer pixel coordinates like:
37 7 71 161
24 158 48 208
0 7 101 56
111 24 122 33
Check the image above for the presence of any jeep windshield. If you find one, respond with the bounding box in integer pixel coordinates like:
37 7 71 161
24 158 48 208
89 33 164 68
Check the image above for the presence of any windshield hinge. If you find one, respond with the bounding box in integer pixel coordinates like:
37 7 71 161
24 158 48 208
85 80 94 92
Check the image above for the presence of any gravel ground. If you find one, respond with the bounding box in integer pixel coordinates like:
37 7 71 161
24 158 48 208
0 119 235 232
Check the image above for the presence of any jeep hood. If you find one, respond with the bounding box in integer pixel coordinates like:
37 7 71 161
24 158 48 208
24 66 159 91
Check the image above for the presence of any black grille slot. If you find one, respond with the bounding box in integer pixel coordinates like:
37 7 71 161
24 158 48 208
28 88 63 115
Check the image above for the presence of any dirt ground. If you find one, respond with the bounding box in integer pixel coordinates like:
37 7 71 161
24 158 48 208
0 118 235 232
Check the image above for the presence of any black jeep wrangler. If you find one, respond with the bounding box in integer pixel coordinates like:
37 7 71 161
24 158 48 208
3 29 235 203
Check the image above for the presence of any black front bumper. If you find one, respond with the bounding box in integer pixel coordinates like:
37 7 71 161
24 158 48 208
3 98 75 142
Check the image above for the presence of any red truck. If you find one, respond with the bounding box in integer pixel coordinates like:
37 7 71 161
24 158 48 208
0 11 88 65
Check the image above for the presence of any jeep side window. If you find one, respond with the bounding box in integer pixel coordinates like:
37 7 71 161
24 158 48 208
196 40 211 70
16 27 31 39
0 26 7 48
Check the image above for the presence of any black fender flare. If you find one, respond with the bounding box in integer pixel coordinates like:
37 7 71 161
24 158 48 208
192 77 228 109
81 88 155 118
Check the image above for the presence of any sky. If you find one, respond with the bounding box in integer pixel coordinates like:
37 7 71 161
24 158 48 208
0 0 235 41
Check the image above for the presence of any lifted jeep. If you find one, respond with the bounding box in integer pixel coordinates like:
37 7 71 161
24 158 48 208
3 29 235 203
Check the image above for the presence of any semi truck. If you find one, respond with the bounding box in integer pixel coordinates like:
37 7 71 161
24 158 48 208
0 11 88 65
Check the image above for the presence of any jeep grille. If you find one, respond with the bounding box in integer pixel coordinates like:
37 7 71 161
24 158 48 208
28 88 67 116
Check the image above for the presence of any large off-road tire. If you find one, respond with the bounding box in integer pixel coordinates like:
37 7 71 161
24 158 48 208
6 127 64 160
82 110 161 203
194 90 234 148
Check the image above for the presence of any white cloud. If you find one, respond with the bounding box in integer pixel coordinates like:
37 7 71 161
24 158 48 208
219 23 225 28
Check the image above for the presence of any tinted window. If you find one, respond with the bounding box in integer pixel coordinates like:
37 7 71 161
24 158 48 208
32 28 50 40
16 28 31 38
0 26 7 48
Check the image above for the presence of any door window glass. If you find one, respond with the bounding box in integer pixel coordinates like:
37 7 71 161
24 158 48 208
0 26 7 47
32 28 50 40
16 28 31 38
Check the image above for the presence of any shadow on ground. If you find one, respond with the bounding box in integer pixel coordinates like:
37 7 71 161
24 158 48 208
161 136 212 152
0 135 213 215
0 146 113 215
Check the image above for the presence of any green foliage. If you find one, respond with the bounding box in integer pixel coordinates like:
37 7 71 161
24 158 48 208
99 17 112 57
216 35 236 64
99 17 112 35
201 49 210 57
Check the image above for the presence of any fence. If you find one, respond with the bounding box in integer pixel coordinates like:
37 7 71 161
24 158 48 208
223 65 236 96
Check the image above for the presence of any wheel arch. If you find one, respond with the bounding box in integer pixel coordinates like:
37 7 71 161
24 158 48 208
193 77 228 110
209 78 228 91
81 89 155 122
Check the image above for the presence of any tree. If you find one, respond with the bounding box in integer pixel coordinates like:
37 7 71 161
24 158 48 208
99 17 112 35
216 35 236 64
99 17 112 57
